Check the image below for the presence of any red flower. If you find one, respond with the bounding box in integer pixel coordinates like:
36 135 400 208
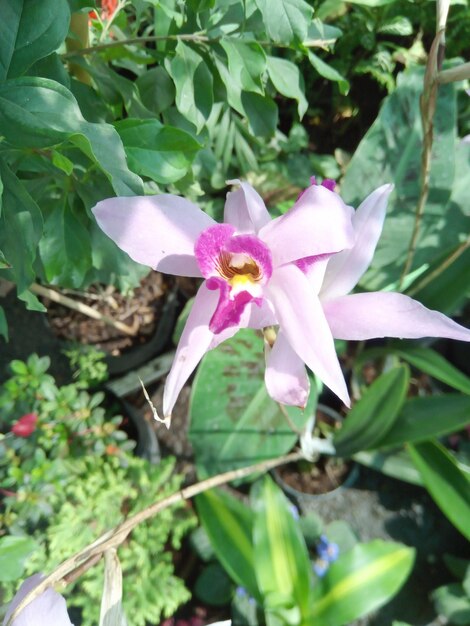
89 0 118 21
11 413 38 438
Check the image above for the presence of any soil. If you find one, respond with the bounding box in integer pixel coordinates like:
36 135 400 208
44 272 173 356
277 457 351 495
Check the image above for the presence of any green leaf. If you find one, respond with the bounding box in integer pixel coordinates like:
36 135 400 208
311 540 415 626
51 150 74 175
394 347 470 395
252 477 314 624
0 0 70 81
189 329 315 479
241 92 279 138
341 68 460 291
196 489 260 600
0 159 43 295
333 366 409 457
308 51 350 94
0 305 8 341
0 535 37 582
408 440 470 541
220 39 266 94
267 56 308 118
136 67 175 115
373 395 470 450
354 449 423 485
116 119 202 184
0 78 143 196
194 563 233 607
39 200 92 288
304 19 343 47
165 41 213 132
254 0 313 44
432 583 470 625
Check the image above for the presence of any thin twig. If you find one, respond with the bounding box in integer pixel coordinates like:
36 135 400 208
30 283 138 337
7 451 303 626
406 237 470 297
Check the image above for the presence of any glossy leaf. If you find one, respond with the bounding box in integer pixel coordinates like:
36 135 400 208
254 0 313 44
165 41 213 132
311 540 415 625
196 489 260 600
0 0 70 80
116 119 202 184
394 347 470 395
333 365 409 457
408 441 470 541
189 329 315 479
267 56 308 118
220 39 266 94
373 395 470 449
252 477 314 624
0 535 37 582
0 77 143 196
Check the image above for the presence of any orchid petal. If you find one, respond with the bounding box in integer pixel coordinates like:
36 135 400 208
320 184 393 299
224 180 271 233
163 283 219 418
4 574 73 626
323 292 470 342
265 330 310 408
267 264 350 406
259 185 355 268
93 195 215 277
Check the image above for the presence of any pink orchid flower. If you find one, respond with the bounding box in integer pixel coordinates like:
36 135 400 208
93 180 470 425
3 574 73 626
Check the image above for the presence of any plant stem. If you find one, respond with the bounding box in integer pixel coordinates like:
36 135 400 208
30 283 138 337
6 451 303 626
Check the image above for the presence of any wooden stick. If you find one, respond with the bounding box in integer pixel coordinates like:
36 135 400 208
30 283 138 337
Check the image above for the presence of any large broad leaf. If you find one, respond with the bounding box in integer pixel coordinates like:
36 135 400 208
408 440 470 541
252 477 314 625
0 536 37 582
373 395 470 450
333 365 409 457
165 41 213 132
0 159 43 297
267 56 308 118
241 92 279 138
354 449 423 486
0 0 70 81
196 489 260 601
341 67 464 291
311 540 415 626
0 77 143 196
254 0 313 44
39 199 92 288
115 119 202 184
189 329 316 479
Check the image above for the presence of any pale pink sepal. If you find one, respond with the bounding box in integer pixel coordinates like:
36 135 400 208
267 265 350 407
265 330 310 408
323 292 470 342
92 195 215 277
3 574 73 626
259 185 355 268
321 184 393 299
224 180 272 233
162 283 219 419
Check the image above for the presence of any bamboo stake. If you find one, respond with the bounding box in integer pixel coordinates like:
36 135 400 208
30 283 138 337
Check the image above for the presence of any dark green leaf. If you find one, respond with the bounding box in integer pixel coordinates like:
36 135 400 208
333 366 409 457
254 0 313 44
116 119 202 184
354 449 423 485
220 39 266 94
373 395 470 450
194 563 233 606
0 0 70 80
267 56 308 118
0 305 8 341
196 489 260 600
408 440 470 541
136 67 175 115
432 583 470 625
241 92 278 138
311 540 415 625
0 77 143 196
308 51 350 94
